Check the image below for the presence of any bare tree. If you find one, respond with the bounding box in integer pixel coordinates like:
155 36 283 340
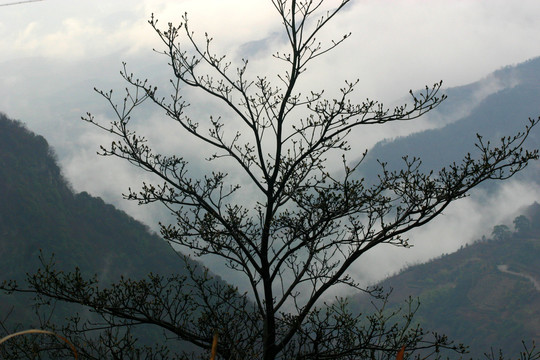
4 0 538 359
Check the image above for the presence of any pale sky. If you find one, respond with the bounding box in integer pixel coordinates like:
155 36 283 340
1 0 540 286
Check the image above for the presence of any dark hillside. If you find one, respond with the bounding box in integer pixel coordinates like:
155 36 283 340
0 113 211 354
0 113 184 282
349 203 540 358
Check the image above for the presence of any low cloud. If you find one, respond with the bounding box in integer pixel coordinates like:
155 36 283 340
348 179 540 289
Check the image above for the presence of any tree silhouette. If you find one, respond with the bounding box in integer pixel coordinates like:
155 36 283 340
513 215 531 235
492 224 512 242
4 0 539 359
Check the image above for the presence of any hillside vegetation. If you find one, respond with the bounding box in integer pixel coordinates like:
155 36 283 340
0 113 186 282
350 204 540 358
0 113 209 354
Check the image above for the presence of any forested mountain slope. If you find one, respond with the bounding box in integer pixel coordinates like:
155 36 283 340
349 203 540 358
0 113 187 281
0 113 212 353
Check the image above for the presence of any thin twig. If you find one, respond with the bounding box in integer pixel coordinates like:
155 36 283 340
0 0 44 6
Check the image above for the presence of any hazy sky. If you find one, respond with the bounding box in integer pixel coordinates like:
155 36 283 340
1 0 540 287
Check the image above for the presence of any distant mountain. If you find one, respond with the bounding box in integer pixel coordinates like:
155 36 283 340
357 57 540 185
349 202 540 358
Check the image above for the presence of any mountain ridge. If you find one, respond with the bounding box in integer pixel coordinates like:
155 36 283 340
357 56 540 186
